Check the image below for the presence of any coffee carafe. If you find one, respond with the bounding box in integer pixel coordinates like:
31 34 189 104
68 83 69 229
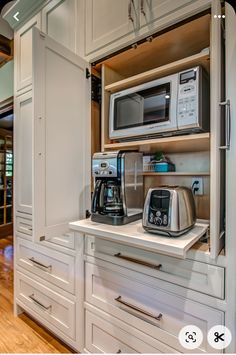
91 151 143 225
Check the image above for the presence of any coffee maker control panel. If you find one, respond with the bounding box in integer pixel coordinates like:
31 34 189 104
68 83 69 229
92 152 118 178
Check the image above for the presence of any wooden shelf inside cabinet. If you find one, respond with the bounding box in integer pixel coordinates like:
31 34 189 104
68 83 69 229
143 172 210 176
104 133 210 153
105 50 210 93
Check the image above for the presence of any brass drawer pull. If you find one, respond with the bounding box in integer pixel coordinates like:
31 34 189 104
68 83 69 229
115 296 162 321
29 257 52 270
114 253 162 270
29 294 52 311
128 0 134 23
141 0 146 16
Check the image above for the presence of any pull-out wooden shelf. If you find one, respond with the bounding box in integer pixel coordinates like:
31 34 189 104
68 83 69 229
104 133 210 153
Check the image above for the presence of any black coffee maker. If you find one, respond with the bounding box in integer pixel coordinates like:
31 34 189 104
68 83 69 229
91 151 143 225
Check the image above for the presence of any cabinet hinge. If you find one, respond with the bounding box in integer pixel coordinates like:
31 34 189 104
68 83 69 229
91 74 101 103
86 68 91 79
86 210 91 219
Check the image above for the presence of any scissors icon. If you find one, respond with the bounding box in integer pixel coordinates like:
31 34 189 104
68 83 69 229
214 332 225 342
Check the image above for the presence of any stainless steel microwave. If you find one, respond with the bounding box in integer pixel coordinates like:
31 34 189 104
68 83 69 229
109 66 209 140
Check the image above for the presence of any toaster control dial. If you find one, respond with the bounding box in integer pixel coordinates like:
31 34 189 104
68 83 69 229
148 190 170 227
149 210 168 226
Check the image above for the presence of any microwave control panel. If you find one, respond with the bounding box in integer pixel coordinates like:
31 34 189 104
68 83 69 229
177 67 199 127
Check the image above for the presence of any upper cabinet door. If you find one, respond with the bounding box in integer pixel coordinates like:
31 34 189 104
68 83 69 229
15 91 33 215
32 28 90 243
15 14 41 94
140 0 198 29
85 0 139 57
42 0 78 54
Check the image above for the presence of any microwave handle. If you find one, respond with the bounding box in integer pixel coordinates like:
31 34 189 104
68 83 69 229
91 180 102 213
219 99 231 150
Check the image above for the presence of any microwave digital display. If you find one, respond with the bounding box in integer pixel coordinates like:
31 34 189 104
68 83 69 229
114 83 170 130
180 69 196 83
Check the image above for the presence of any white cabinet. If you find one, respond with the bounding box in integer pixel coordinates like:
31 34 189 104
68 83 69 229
16 270 76 340
85 0 139 56
85 309 178 353
14 91 33 216
15 216 33 240
85 235 225 299
140 0 198 30
16 238 76 294
32 28 90 244
15 14 41 93
42 0 78 54
85 0 211 60
14 26 89 352
85 259 224 353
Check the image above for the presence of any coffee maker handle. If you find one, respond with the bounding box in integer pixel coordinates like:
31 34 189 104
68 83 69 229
91 179 102 213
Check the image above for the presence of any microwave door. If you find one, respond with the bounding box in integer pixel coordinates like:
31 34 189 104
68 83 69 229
111 93 144 133
109 74 178 139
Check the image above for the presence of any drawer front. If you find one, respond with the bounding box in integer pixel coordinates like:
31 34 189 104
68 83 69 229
85 310 177 354
16 238 75 294
16 216 33 240
16 271 76 339
85 260 224 353
85 236 224 299
48 232 75 250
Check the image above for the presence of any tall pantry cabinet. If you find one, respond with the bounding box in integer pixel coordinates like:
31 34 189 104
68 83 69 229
14 12 90 352
6 0 236 352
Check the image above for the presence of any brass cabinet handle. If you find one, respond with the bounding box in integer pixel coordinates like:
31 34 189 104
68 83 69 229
29 257 52 270
219 99 231 150
141 0 146 16
115 296 162 321
29 294 52 311
128 0 134 22
114 253 162 270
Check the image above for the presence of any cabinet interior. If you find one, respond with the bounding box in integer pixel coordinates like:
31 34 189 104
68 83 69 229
90 11 223 251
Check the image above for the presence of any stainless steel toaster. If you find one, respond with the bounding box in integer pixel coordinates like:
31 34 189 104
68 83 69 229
143 186 196 237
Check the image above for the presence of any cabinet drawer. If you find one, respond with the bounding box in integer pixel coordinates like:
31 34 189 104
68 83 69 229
16 238 75 294
85 236 224 299
85 309 177 354
16 217 32 239
48 232 75 250
16 271 75 339
85 260 224 353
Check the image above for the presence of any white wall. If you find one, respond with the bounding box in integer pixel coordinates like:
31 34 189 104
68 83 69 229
0 60 13 102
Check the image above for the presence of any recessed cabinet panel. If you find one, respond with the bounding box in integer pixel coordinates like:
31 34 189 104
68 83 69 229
140 0 196 29
15 92 33 215
32 28 90 242
16 238 75 293
15 14 41 92
85 310 177 353
85 0 138 56
16 270 76 339
42 0 77 53
86 260 224 353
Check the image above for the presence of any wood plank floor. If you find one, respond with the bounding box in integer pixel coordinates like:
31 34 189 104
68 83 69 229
0 236 75 354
